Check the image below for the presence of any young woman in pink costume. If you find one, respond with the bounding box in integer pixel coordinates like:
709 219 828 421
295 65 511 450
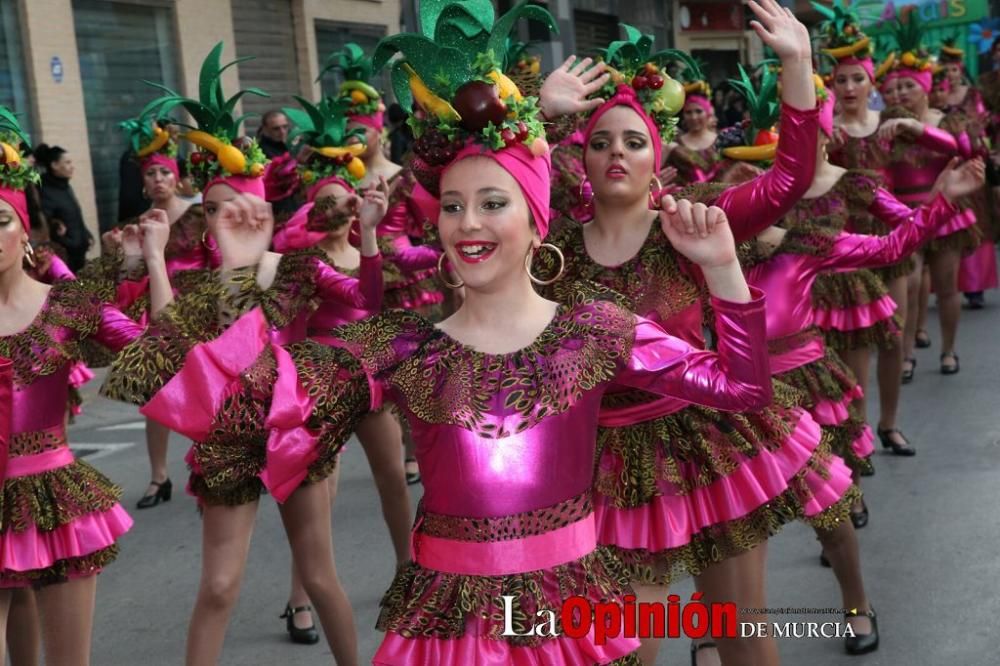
816 4 918 463
101 45 386 666
100 115 221 510
271 95 413 645
743 138 982 659
537 4 856 664
877 18 980 381
0 113 140 666
935 43 997 308
663 57 723 186
328 6 774 660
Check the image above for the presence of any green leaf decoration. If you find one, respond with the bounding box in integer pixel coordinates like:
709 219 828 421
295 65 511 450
319 42 374 84
658 48 707 84
142 42 269 140
0 106 31 148
728 64 780 143
0 104 39 190
419 0 494 38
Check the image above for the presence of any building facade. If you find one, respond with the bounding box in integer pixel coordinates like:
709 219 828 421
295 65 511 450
1 0 399 240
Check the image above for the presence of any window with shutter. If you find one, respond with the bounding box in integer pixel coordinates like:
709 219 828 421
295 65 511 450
573 10 619 57
315 20 388 101
73 0 178 231
0 1 31 136
231 0 299 129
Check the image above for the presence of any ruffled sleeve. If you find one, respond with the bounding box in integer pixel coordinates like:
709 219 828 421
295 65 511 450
612 289 772 411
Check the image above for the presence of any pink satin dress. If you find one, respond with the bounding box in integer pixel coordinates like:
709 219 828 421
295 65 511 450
665 138 724 185
545 104 857 585
0 282 142 587
102 250 383 507
747 193 956 474
324 289 772 665
0 357 12 489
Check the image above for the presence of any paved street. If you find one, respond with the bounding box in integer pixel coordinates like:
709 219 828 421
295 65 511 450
72 297 1000 666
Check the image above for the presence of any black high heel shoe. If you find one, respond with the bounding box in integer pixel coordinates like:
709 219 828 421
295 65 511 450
877 428 916 456
280 604 319 645
851 500 869 529
136 479 172 509
844 606 879 655
915 329 931 348
901 357 917 384
940 351 960 375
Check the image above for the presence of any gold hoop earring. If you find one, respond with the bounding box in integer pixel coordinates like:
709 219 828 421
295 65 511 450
437 252 464 289
201 229 211 246
23 241 36 268
648 176 665 210
525 243 564 286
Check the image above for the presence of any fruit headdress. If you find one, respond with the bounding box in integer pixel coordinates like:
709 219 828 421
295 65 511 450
120 110 179 180
879 11 933 93
372 0 557 195
660 49 713 114
937 37 965 66
593 24 686 142
813 0 874 81
318 43 385 130
141 42 270 193
283 96 368 195
716 64 782 163
0 106 38 231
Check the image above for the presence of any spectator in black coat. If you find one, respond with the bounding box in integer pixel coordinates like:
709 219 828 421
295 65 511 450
35 144 93 271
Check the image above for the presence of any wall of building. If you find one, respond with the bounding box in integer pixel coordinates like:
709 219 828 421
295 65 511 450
11 0 399 252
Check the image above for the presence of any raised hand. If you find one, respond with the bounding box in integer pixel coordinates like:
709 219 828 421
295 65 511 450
659 197 737 268
101 228 123 254
359 176 390 231
120 224 144 260
747 0 811 61
138 208 171 262
935 157 986 201
539 56 610 120
878 118 923 142
213 193 274 269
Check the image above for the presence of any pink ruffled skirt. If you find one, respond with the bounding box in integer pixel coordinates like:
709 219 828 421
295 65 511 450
1 436 132 588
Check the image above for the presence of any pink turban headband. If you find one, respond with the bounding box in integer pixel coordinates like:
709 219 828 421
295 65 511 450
351 111 385 133
443 142 552 239
140 153 180 182
204 174 266 200
584 84 663 173
0 187 29 233
684 94 714 115
883 68 932 94
306 175 354 204
835 57 875 83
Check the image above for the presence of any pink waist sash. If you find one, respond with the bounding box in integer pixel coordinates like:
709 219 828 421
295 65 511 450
768 337 825 375
412 513 597 576
6 447 75 479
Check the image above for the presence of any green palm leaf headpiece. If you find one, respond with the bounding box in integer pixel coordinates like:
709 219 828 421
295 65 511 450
318 43 382 118
0 105 39 191
283 96 369 187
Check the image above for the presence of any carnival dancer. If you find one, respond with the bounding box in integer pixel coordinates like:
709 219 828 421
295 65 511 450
271 94 413 645
102 110 222 510
318 42 447 487
0 107 140 666
742 149 983 656
101 44 386 666
324 4 772 662
813 0 916 465
935 40 997 309
0 355 12 656
535 4 859 664
663 54 723 186
876 15 980 382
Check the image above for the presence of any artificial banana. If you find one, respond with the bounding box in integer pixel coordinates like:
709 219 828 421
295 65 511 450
486 70 523 103
403 64 461 122
821 37 870 59
722 143 777 162
137 126 170 157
